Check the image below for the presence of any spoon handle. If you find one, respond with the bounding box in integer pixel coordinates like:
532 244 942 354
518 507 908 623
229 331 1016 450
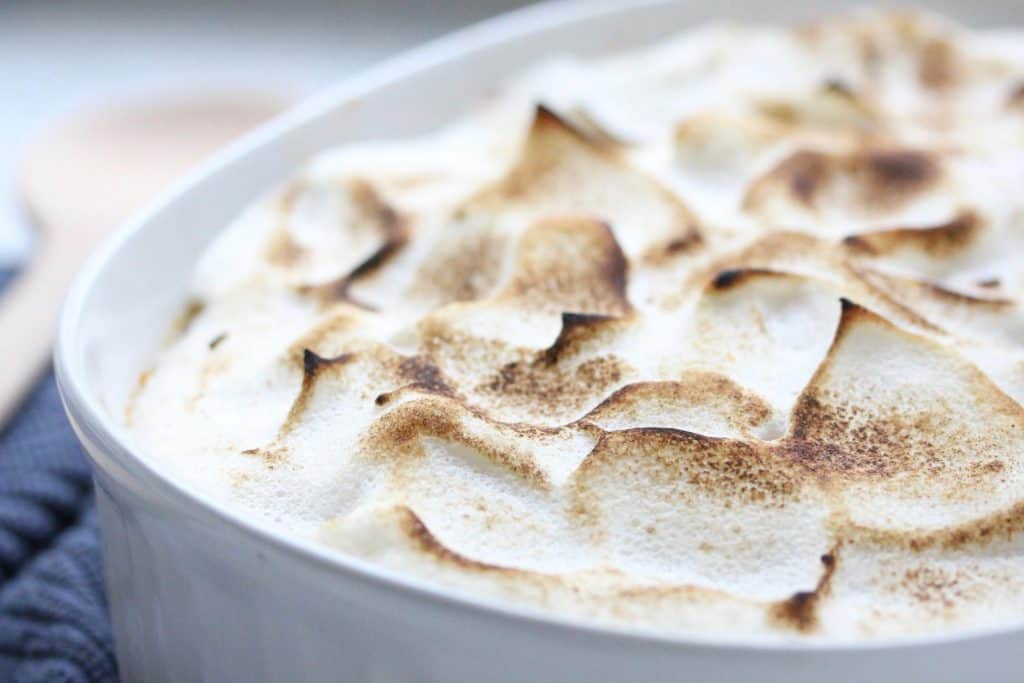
0 239 83 429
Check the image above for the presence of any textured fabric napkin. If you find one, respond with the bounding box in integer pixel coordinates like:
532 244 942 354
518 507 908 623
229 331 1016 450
0 268 117 682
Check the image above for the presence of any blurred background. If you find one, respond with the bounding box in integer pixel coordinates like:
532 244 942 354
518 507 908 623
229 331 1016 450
0 0 534 267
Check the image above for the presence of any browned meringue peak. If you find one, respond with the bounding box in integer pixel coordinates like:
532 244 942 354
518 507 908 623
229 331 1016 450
282 304 379 364
326 504 851 637
797 12 1024 151
410 215 638 426
850 268 1024 348
362 393 600 487
742 146 960 237
671 76 880 154
234 339 594 521
843 210 983 258
269 335 597 487
817 540 1024 639
839 209 1011 292
396 218 512 314
570 428 832 603
265 177 408 292
794 10 969 92
680 248 1016 411
498 216 631 316
321 504 789 637
225 347 417 526
841 184 1024 293
684 268 841 418
666 87 888 234
707 231 849 286
453 106 701 262
389 106 699 315
577 372 775 440
419 312 633 427
704 232 967 339
419 215 631 343
817 474 1024 636
332 402 600 573
673 84 878 171
844 268 1024 406
252 343 427 463
782 300 1024 532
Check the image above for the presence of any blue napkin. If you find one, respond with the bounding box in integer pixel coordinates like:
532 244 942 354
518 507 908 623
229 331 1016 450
0 268 117 683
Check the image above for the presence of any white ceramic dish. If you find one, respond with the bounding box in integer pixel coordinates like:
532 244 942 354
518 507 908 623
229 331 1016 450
56 0 1024 680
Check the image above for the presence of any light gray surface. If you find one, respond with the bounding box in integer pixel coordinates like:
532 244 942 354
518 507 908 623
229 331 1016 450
0 0 530 266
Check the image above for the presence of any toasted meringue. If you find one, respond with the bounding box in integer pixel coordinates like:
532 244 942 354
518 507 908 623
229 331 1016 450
129 10 1024 641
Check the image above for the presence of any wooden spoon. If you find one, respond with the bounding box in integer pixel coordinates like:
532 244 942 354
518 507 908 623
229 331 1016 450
4 90 292 429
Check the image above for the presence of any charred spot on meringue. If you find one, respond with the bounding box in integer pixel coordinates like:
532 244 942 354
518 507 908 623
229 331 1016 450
166 298 205 343
397 355 455 396
207 332 228 350
532 103 613 148
279 349 357 430
662 232 704 255
754 150 826 206
710 267 790 291
822 77 856 99
286 179 410 309
1007 81 1024 108
370 356 458 407
302 348 341 375
543 313 618 364
341 221 408 286
342 183 409 282
863 150 939 195
744 148 941 215
770 549 839 633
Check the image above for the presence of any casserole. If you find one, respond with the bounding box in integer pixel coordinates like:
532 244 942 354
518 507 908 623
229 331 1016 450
56 0 1024 679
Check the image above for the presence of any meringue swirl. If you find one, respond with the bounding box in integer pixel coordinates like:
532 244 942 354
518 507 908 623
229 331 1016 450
128 10 1024 641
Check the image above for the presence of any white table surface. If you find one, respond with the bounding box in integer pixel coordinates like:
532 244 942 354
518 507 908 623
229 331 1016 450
0 0 531 267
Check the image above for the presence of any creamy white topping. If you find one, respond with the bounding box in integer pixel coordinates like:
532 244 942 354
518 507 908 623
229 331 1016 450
129 10 1024 641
